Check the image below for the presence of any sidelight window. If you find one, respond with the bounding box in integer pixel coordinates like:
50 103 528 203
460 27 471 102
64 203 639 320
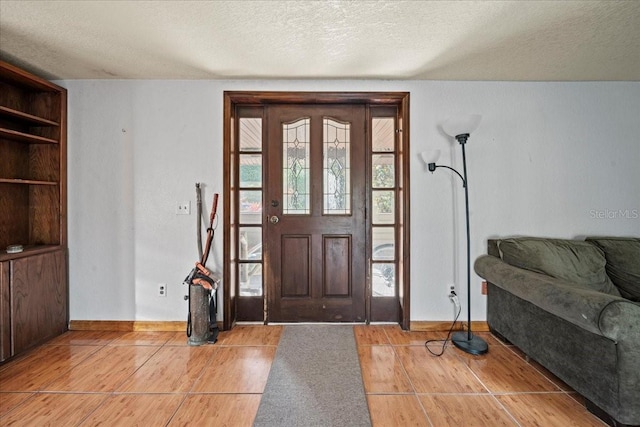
238 115 264 297
371 116 397 297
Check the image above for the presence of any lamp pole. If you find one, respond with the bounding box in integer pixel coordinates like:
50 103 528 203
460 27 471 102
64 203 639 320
460 136 472 342
427 132 488 355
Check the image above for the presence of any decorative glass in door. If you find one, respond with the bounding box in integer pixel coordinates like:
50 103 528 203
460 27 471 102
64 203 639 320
282 118 310 215
323 118 351 215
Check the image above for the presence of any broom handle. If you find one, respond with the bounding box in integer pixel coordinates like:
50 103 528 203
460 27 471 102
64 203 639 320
209 193 219 227
196 183 203 260
201 193 219 265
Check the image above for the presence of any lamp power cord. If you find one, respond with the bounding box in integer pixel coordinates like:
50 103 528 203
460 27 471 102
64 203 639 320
425 290 462 356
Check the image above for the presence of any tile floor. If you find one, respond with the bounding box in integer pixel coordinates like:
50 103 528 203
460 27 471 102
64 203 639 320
0 325 606 426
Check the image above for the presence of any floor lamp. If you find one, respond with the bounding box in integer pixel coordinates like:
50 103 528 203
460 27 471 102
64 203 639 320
421 115 488 355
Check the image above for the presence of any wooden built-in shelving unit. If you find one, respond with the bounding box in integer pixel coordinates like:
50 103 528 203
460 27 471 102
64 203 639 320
0 60 68 362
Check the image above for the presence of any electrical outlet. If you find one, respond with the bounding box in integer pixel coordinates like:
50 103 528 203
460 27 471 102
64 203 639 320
176 201 191 215
158 283 167 297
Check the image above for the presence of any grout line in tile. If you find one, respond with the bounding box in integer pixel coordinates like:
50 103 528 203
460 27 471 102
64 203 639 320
162 391 190 427
415 395 435 427
502 345 566 393
365 391 416 395
389 345 417 395
488 392 524 427
71 392 110 427
35 343 107 392
358 334 434 426
449 347 492 395
185 391 265 395
98 345 165 393
185 346 220 395
489 391 572 396
380 326 393 347
0 391 37 420
388 338 433 426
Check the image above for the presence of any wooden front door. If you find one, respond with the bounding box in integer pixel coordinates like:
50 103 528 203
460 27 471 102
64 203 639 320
265 105 366 322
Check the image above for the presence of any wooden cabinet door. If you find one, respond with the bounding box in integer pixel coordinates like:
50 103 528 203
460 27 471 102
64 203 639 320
0 262 10 362
11 249 67 355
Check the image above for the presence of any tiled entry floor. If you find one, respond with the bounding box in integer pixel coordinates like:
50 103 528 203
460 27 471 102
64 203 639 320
0 325 605 426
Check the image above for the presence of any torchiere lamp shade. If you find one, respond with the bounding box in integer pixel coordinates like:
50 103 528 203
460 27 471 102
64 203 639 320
442 114 482 138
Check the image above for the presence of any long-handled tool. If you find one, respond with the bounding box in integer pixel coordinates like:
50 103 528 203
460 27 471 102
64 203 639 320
184 186 220 344
201 192 218 267
185 189 219 289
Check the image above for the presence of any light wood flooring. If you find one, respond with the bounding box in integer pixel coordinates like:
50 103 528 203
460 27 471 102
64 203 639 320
0 325 606 426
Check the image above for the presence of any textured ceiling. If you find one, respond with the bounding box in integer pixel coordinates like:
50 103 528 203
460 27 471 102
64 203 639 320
1 0 639 81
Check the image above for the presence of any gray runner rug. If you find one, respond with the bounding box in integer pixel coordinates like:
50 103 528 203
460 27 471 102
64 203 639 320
253 325 372 427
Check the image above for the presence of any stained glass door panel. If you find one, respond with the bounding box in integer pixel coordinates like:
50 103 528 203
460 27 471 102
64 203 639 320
323 118 351 215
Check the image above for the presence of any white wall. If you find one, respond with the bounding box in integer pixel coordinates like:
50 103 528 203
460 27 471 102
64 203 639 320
59 79 640 323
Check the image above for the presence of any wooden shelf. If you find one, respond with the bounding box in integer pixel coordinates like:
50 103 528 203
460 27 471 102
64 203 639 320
0 60 65 250
0 61 61 92
0 106 59 127
0 245 63 262
0 178 58 186
0 127 58 144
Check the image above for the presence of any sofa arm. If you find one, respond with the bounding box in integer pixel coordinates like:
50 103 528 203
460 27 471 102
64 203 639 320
599 300 640 342
475 255 634 338
599 300 640 424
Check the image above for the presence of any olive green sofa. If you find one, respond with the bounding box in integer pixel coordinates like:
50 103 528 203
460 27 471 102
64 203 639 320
474 237 640 427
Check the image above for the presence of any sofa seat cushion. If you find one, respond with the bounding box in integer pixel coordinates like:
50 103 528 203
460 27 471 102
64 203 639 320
587 237 640 302
497 237 621 296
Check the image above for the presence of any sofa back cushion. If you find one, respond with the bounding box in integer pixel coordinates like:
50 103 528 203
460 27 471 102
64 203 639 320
586 237 640 302
497 238 621 296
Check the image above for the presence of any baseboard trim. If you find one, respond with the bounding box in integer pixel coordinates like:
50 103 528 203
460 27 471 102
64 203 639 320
69 320 488 333
410 321 489 332
69 320 187 332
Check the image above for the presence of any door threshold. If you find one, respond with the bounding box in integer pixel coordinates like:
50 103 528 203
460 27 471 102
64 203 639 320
266 322 368 326
234 321 399 326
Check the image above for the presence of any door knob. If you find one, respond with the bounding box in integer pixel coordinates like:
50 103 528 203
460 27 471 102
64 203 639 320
269 215 280 224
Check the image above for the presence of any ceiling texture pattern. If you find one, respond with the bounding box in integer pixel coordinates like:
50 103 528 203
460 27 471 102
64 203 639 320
0 0 638 81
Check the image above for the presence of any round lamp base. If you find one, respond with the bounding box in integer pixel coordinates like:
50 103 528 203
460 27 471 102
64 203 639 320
451 331 488 355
